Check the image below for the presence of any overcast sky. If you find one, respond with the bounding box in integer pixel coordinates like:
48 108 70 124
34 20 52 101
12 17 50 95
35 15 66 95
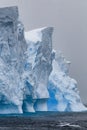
0 0 87 104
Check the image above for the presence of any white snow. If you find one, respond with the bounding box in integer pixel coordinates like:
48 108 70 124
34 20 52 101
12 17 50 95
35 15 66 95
24 27 47 43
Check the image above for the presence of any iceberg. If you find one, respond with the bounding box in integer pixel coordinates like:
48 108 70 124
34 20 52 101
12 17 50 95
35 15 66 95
24 27 53 112
25 28 87 112
48 51 87 111
0 6 26 113
0 6 86 113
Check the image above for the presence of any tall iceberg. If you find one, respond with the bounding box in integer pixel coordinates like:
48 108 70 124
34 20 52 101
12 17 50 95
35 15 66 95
24 27 53 112
0 6 26 113
0 6 86 113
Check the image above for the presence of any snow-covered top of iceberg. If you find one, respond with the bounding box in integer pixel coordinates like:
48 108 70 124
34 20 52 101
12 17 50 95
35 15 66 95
25 27 47 42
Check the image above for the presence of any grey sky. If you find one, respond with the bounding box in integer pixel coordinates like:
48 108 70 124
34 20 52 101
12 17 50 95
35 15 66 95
0 0 87 103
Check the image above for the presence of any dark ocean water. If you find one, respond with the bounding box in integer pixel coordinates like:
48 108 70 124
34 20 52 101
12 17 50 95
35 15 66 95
0 112 87 130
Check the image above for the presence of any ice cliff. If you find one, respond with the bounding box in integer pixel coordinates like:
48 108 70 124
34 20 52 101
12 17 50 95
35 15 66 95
0 6 86 114
48 51 87 111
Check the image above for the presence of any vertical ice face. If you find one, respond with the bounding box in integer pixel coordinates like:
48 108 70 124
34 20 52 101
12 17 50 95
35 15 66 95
24 27 54 111
0 6 27 113
48 51 87 111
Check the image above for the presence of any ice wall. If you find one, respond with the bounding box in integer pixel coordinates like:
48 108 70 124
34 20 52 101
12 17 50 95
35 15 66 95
48 51 87 111
0 6 26 113
24 27 53 112
0 6 86 113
